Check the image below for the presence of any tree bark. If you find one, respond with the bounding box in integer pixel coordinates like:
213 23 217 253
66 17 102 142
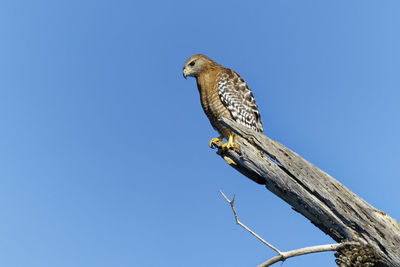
215 117 400 266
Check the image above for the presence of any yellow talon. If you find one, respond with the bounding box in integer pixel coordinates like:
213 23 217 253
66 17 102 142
209 136 223 148
221 135 239 151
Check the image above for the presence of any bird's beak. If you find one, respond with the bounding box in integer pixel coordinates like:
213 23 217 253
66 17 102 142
183 68 188 79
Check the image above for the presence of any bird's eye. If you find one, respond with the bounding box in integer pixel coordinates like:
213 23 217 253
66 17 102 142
189 61 195 67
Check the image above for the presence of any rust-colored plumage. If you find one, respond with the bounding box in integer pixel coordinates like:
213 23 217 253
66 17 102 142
183 54 263 150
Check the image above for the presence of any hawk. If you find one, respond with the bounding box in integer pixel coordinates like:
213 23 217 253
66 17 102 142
183 54 263 150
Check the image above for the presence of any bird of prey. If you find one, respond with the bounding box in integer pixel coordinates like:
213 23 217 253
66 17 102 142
183 54 263 150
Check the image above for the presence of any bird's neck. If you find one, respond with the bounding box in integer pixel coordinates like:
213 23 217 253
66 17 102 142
196 69 217 93
196 70 219 113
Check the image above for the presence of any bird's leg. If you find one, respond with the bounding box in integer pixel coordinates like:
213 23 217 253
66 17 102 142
209 135 224 148
221 134 239 151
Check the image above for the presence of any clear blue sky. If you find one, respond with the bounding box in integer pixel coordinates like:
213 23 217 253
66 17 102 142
0 1 399 266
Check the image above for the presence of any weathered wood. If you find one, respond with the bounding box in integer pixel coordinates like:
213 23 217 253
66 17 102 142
216 117 400 266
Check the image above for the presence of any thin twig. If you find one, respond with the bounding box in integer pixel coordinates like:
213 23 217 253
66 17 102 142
219 190 359 266
219 190 282 254
257 242 359 267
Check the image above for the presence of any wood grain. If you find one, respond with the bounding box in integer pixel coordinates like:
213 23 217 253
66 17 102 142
215 117 400 266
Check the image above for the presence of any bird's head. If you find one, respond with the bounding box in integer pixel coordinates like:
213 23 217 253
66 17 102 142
183 54 215 79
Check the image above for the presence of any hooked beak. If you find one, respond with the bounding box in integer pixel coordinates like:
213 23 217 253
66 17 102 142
183 68 188 79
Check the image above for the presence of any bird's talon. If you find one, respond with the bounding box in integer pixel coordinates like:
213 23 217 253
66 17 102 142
209 136 223 149
221 135 239 151
221 143 239 151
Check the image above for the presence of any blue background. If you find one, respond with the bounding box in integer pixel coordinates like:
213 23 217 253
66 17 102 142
0 1 399 266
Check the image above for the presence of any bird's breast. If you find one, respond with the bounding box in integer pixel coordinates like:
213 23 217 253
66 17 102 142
197 73 232 137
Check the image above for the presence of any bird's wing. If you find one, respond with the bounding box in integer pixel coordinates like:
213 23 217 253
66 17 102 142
217 69 264 133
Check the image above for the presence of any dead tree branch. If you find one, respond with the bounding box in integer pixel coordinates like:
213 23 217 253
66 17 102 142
257 243 356 267
219 190 359 266
214 117 400 266
219 190 281 254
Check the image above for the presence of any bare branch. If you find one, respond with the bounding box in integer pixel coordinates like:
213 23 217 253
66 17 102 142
219 190 360 266
257 242 358 267
214 117 400 266
219 190 281 254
